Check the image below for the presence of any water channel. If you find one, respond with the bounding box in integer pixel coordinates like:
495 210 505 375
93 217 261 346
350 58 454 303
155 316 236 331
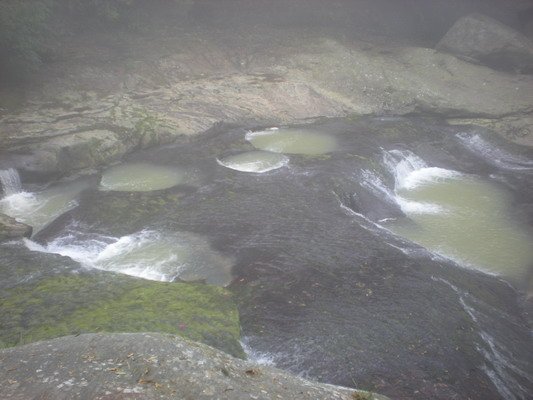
1 117 532 400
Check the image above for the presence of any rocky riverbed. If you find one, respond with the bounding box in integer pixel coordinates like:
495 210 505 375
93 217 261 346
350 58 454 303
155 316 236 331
1 5 533 400
1 20 532 181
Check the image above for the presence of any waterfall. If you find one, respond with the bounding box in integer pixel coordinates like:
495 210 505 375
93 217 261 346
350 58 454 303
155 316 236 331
0 168 22 197
382 149 428 190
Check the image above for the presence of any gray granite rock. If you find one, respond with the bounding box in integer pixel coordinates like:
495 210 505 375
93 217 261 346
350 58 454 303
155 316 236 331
0 333 388 400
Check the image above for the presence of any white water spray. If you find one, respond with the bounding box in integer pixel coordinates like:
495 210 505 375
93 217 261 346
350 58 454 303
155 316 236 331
365 149 533 283
0 168 22 196
456 133 533 172
25 228 234 285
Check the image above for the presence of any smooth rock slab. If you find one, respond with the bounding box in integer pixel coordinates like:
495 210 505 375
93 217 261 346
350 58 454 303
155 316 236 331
0 333 388 400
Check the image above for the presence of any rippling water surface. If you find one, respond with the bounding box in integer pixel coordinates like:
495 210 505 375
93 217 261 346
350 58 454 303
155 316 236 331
2 117 532 400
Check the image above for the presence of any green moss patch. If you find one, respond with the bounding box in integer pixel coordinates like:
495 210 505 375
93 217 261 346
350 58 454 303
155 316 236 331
0 271 242 357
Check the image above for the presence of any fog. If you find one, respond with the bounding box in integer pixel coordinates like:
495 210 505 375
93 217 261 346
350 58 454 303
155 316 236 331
1 1 533 400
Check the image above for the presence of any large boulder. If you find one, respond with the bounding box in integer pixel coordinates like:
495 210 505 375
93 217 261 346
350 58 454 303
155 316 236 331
289 39 533 118
436 14 533 73
0 213 32 241
0 332 388 400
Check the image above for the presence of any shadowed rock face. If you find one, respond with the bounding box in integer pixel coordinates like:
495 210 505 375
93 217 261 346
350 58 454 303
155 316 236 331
0 332 388 400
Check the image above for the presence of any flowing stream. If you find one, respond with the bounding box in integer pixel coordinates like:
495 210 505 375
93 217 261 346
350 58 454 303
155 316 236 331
363 149 533 283
0 170 90 234
1 117 532 400
24 227 234 285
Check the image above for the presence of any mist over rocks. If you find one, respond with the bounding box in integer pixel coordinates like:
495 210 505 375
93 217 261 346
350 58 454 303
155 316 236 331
0 332 388 400
436 14 533 74
1 2 533 399
1 25 532 179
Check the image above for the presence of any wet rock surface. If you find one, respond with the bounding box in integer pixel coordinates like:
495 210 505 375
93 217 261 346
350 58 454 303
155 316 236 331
1 12 533 400
436 14 533 73
0 213 32 241
0 242 242 357
0 332 387 400
21 117 531 400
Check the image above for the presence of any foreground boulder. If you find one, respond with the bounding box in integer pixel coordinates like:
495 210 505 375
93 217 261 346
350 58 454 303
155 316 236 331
0 333 388 400
0 213 32 241
436 14 533 73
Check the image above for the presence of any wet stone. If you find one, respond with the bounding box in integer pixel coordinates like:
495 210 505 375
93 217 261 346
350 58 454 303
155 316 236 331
0 244 242 357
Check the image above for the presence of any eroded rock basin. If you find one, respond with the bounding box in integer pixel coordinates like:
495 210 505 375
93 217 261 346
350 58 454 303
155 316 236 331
99 162 187 192
217 151 289 173
1 117 533 400
246 127 339 155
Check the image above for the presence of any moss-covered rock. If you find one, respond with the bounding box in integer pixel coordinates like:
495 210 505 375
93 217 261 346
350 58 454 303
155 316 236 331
0 254 242 357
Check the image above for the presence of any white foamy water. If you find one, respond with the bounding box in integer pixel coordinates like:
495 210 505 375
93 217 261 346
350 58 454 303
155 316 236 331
371 150 533 283
100 163 186 192
362 150 452 215
0 179 90 234
240 337 276 366
217 151 289 173
0 168 22 196
457 132 533 172
246 127 338 155
25 229 234 285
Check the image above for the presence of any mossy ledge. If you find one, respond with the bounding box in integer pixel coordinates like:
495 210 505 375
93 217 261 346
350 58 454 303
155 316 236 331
0 270 243 358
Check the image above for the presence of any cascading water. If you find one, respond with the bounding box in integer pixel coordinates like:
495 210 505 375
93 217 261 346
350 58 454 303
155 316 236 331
0 168 22 196
0 174 90 235
365 149 533 284
2 117 532 400
24 226 234 286
456 132 533 172
217 151 289 173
